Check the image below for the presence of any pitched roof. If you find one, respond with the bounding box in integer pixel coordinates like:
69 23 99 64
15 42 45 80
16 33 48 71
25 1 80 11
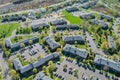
32 23 49 31
66 7 79 12
50 19 67 26
56 24 79 30
20 64 33 74
5 39 12 47
94 55 120 72
99 13 113 21
33 52 59 68
5 36 39 52
81 0 98 9
80 13 95 19
108 36 115 48
62 35 84 43
90 19 108 28
13 52 59 74
13 58 22 71
43 36 60 50
63 44 88 58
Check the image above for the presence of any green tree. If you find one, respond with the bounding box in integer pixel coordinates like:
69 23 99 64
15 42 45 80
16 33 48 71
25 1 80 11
9 69 19 80
32 68 37 74
112 54 119 61
20 43 25 48
29 40 33 45
74 69 78 77
4 51 10 57
37 54 42 60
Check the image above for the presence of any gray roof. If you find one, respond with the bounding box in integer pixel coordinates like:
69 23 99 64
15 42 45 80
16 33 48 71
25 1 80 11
56 24 79 30
62 35 84 43
13 52 59 74
99 13 113 21
63 44 88 58
5 36 39 52
50 19 67 26
32 23 49 31
80 13 95 19
34 72 52 80
20 64 33 74
90 19 108 28
43 36 60 50
108 36 115 48
5 39 12 47
33 52 59 68
81 0 98 9
94 55 120 72
66 7 79 12
13 58 22 71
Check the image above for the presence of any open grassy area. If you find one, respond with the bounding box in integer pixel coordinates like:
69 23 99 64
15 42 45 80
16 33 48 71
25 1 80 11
62 10 82 24
0 22 20 37
11 35 34 44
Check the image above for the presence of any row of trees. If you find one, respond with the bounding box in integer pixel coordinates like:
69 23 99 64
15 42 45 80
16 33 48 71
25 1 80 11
16 27 32 34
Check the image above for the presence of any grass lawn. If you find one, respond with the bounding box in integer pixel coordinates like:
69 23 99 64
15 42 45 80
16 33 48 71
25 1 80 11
62 10 82 24
17 54 29 66
11 35 34 44
0 22 20 37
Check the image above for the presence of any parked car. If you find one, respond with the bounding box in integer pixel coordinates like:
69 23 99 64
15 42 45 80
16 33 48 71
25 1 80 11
54 67 58 72
61 76 64 80
57 62 60 65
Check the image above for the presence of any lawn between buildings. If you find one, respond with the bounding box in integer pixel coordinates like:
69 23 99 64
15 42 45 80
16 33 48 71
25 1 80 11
0 22 20 38
62 10 82 24
11 35 34 44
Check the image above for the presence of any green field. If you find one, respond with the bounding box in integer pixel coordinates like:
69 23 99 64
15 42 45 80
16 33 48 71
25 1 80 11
0 22 20 38
62 10 82 24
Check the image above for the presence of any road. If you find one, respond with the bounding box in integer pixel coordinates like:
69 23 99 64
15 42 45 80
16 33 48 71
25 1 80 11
85 32 107 56
86 32 98 53
112 17 120 37
0 51 11 80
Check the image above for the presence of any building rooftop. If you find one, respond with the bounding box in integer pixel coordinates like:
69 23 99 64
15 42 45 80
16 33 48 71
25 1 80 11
32 23 49 31
43 36 60 51
56 24 79 30
63 44 88 58
66 7 79 12
99 13 113 22
90 19 108 29
13 58 22 71
5 36 39 52
94 55 120 72
50 19 67 26
80 13 95 19
108 36 115 48
13 52 59 74
62 35 84 44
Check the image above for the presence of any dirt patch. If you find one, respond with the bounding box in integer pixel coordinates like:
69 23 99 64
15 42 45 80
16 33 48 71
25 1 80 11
0 0 63 14
91 6 108 13
0 0 11 5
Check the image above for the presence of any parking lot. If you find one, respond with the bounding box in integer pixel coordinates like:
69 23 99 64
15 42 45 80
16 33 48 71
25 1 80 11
10 43 46 62
54 58 111 80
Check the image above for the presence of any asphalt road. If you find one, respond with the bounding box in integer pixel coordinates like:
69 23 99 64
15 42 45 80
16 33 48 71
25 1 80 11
0 51 11 80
